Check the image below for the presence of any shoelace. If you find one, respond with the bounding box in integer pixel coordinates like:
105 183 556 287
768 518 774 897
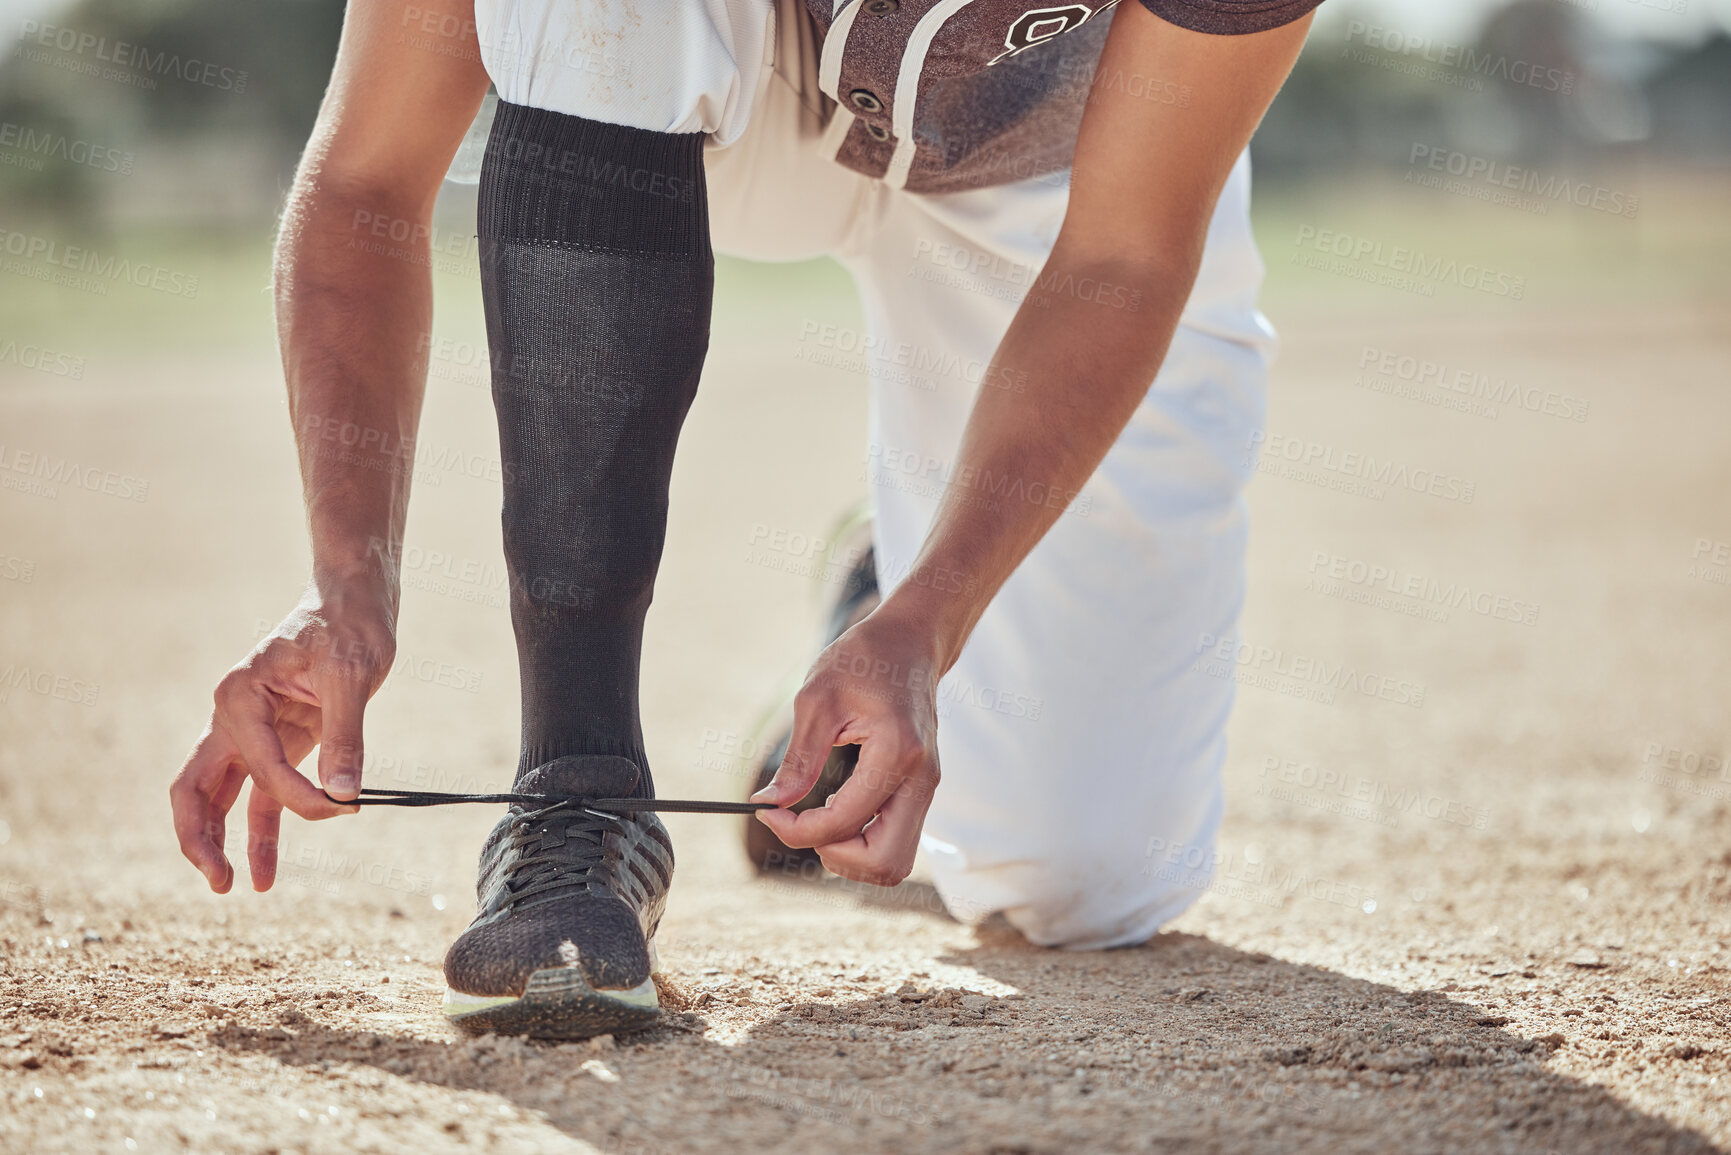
327 789 774 908
325 787 773 814
500 797 622 906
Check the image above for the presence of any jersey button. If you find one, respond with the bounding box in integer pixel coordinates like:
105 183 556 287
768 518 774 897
849 89 885 114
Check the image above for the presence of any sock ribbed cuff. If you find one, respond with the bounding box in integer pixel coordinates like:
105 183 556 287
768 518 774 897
479 102 710 258
518 737 652 794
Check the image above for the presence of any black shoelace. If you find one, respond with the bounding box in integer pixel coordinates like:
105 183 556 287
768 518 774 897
324 787 774 814
501 797 623 906
329 789 774 908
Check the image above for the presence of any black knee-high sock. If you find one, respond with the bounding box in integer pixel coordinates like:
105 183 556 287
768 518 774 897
478 103 713 794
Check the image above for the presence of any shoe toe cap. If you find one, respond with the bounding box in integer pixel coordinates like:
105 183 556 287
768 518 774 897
444 893 651 997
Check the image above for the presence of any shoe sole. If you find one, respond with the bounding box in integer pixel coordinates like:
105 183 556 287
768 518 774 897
443 966 661 1040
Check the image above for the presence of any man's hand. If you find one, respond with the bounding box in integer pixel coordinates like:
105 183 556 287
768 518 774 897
169 1 489 894
169 583 395 893
752 606 942 886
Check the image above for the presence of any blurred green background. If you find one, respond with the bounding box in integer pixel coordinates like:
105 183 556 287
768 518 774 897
1 0 1726 361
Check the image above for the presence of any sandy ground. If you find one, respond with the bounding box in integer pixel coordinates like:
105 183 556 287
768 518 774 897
2 174 1731 1153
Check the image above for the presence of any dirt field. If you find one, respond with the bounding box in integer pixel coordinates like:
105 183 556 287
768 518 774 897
2 172 1730 1153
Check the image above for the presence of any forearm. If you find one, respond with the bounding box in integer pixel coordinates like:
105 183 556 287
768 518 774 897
275 154 438 610
876 244 1197 672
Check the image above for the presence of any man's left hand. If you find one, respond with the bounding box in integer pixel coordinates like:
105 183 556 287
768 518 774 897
751 606 942 886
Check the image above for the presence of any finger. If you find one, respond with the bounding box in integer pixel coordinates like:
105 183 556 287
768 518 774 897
315 669 371 800
751 687 843 806
203 762 249 893
219 680 352 820
170 728 244 893
758 732 905 848
816 778 931 887
247 785 284 893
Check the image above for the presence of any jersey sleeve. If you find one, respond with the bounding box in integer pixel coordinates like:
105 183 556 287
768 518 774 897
1135 0 1325 35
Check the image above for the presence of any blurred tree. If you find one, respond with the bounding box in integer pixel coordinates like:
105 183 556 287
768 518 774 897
1 0 1723 225
1646 33 1731 161
1252 2 1727 185
0 0 344 227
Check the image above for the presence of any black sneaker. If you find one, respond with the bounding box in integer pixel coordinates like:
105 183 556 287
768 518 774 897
743 509 877 872
442 755 673 1038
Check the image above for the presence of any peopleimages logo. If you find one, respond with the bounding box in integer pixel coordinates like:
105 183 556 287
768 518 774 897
1192 632 1427 708
0 228 200 298
349 210 479 264
17 21 249 93
482 24 628 79
485 135 694 202
0 443 149 502
867 443 1094 518
1637 739 1730 803
1248 430 1477 505
1307 551 1541 628
1641 740 1727 783
300 415 522 487
0 122 134 174
1292 226 1526 300
1689 537 1731 588
1141 838 1378 913
795 321 1027 394
1407 144 1638 219
0 338 85 379
1356 345 1589 423
1343 21 1575 93
1258 757 1490 830
0 663 100 707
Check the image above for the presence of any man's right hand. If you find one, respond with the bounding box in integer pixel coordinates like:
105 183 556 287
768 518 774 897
170 582 396 893
167 0 489 895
